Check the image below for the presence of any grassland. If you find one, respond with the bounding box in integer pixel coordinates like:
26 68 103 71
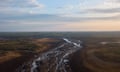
70 37 120 72
0 38 62 72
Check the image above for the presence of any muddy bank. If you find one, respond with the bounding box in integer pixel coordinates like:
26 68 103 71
0 52 34 72
70 49 92 72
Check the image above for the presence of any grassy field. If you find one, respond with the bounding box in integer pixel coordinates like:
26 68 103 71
70 37 120 72
0 38 62 72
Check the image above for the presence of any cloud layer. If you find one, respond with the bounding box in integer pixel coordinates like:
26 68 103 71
0 0 120 31
0 0 44 8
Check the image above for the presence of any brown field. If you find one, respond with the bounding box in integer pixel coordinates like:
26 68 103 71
0 51 21 63
34 38 61 53
0 38 62 72
70 37 120 72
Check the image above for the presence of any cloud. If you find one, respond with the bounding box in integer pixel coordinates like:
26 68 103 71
0 0 44 8
0 14 61 22
0 19 67 32
105 0 120 3
30 0 44 8
70 0 120 19
85 7 120 13
0 13 120 26
0 0 45 15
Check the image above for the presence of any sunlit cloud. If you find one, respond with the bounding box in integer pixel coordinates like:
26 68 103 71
0 0 120 31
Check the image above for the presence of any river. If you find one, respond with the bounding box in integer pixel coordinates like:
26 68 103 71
19 38 83 72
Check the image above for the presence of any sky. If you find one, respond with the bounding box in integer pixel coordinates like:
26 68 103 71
0 0 120 32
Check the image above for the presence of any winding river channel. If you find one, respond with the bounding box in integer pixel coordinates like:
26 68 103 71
19 38 83 72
